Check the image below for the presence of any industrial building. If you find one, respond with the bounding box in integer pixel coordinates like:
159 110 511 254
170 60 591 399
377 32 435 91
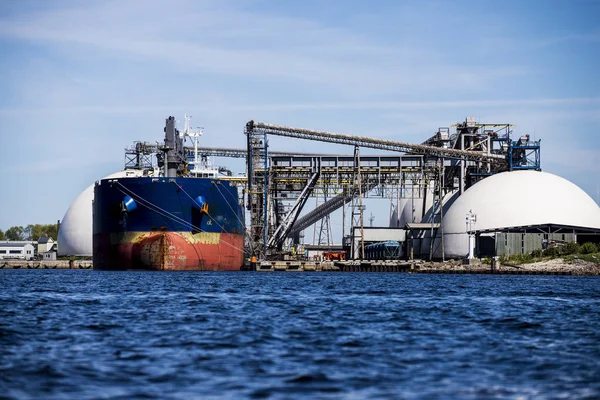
0 241 36 260
58 116 600 261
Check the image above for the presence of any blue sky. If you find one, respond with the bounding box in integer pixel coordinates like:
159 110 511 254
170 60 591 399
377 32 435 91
0 0 599 232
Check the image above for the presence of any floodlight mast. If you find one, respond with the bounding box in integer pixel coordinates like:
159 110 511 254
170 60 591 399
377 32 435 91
466 209 477 259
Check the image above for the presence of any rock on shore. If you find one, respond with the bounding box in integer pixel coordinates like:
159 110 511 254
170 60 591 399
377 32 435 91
417 258 600 276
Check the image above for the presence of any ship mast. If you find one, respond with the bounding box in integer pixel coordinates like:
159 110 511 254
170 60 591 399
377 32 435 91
183 114 204 175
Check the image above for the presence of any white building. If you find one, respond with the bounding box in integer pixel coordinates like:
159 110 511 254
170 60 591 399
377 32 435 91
37 235 55 253
0 241 36 260
37 235 58 260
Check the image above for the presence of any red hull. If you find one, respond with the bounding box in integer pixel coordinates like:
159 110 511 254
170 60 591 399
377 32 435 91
93 231 244 271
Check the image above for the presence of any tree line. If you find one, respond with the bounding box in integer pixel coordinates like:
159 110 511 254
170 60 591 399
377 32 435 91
0 224 59 242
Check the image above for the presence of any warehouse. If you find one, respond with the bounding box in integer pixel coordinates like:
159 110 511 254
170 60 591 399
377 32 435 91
0 241 36 260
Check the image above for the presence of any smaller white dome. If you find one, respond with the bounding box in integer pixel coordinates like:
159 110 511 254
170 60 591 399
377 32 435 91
435 170 600 258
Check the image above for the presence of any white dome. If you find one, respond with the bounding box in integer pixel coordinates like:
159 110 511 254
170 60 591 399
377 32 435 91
435 170 600 258
397 198 411 226
389 207 400 228
58 170 144 256
400 197 429 226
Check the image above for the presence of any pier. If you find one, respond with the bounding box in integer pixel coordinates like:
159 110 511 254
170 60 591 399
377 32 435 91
0 260 92 269
1 258 595 275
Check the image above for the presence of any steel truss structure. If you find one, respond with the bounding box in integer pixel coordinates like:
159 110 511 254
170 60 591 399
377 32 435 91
244 119 524 259
122 117 540 260
124 143 345 169
247 121 507 164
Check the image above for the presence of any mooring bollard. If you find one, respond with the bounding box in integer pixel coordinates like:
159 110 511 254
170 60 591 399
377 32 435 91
490 257 497 273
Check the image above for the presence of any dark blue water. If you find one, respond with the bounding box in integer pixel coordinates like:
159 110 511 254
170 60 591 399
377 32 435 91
1 271 599 399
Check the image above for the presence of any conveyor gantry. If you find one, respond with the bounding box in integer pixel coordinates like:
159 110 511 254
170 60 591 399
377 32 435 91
246 121 507 164
244 120 511 257
288 182 379 240
125 143 341 163
267 167 321 250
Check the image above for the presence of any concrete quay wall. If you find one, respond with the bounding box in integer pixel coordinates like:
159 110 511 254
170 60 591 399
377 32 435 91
0 260 93 269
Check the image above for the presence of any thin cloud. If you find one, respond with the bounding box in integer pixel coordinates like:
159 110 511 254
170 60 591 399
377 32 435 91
0 1 531 95
1 97 598 115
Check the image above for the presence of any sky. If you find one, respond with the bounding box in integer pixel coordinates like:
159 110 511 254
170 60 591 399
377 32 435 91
0 0 599 233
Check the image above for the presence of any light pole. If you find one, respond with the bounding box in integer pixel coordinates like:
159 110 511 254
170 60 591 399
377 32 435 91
465 209 477 259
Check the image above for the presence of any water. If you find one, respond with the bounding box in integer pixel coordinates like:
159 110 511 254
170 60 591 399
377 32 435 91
1 271 599 399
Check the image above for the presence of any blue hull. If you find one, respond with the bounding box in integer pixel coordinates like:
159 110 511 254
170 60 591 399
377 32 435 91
93 177 245 270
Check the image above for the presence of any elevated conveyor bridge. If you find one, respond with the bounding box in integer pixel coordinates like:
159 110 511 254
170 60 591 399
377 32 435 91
244 121 513 258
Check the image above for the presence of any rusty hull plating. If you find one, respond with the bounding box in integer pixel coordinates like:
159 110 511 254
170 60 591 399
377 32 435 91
94 231 244 270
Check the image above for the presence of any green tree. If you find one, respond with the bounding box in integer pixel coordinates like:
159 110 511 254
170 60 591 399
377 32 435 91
5 226 25 241
580 242 598 254
45 223 58 241
24 224 34 241
20 224 60 241
2 224 59 241
559 242 580 256
30 224 45 241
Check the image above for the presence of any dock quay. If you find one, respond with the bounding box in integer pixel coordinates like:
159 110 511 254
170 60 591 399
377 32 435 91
1 259 595 275
1 260 92 269
257 261 338 272
256 259 595 275
255 260 421 272
335 260 416 272
415 269 573 275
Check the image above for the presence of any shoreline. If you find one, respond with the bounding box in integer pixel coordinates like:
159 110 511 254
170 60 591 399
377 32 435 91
415 258 600 276
2 258 599 275
0 260 92 269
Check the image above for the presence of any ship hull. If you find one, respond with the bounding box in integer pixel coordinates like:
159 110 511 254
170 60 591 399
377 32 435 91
93 177 245 271
93 231 244 270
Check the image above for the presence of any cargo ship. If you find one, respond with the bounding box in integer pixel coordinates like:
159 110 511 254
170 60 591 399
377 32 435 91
93 116 245 270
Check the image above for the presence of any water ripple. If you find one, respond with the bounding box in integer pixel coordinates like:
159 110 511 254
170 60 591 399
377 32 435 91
0 271 599 399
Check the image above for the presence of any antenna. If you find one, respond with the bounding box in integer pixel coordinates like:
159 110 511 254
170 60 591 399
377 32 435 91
183 114 204 175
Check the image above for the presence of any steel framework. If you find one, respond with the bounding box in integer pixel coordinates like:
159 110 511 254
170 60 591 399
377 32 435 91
247 121 507 164
122 116 535 261
244 119 515 259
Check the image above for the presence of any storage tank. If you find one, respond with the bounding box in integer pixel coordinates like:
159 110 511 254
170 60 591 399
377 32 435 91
432 170 600 258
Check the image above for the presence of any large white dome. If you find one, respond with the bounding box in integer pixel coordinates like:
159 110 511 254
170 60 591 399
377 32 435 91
434 170 600 258
58 170 143 256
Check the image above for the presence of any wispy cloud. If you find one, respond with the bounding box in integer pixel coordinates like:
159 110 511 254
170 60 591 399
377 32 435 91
533 31 600 48
0 0 531 96
2 97 598 115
